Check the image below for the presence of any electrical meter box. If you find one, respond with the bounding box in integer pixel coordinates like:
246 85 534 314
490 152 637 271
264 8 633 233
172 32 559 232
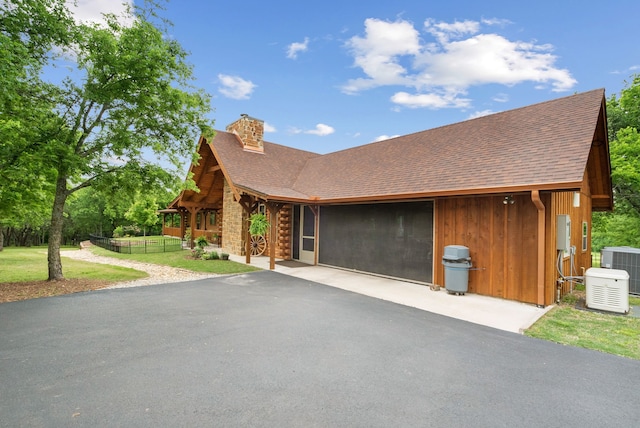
556 214 571 251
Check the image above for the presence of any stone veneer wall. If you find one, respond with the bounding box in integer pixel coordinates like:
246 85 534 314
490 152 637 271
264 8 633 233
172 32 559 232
222 180 246 255
225 115 264 152
221 180 294 259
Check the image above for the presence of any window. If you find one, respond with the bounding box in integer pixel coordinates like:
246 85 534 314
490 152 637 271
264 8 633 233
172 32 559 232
209 211 216 226
582 221 588 252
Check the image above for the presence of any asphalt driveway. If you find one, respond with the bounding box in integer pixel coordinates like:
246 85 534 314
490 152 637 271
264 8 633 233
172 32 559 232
1 270 639 427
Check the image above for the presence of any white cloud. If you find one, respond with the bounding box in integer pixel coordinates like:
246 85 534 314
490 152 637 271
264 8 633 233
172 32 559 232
374 134 400 142
306 123 335 136
390 91 471 109
286 37 310 59
218 74 256 100
289 123 335 136
468 109 495 119
264 122 276 133
342 18 421 94
492 93 509 103
424 18 479 44
65 0 133 26
342 17 577 109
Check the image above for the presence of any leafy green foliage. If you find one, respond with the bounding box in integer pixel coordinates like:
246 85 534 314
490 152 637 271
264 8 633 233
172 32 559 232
195 236 209 248
203 250 219 260
125 196 160 237
248 213 270 236
1 0 214 278
593 74 640 250
0 0 71 246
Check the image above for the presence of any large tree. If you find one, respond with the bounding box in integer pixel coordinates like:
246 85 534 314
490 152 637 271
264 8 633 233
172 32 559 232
0 0 72 250
592 75 640 250
2 1 213 278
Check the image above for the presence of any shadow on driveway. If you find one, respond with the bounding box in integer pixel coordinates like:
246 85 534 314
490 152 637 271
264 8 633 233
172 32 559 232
1 271 639 427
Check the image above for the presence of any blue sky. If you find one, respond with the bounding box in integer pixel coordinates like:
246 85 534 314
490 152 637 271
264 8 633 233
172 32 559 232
67 0 639 155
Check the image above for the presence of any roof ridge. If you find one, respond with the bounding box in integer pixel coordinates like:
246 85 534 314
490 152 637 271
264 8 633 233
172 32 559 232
322 88 606 157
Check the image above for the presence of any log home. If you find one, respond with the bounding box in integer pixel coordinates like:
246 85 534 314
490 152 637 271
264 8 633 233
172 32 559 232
163 89 612 306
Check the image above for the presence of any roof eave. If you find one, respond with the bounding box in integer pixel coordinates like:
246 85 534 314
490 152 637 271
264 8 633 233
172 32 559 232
234 181 586 205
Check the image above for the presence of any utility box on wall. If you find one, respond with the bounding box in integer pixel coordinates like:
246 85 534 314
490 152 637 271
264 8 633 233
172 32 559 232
585 268 629 314
556 214 571 251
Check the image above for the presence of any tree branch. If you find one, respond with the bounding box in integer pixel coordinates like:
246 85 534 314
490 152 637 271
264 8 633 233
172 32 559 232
67 166 122 195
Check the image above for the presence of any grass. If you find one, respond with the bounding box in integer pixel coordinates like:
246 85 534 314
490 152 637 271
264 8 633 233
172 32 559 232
526 294 640 360
0 245 258 303
0 246 149 303
89 246 259 274
0 247 147 283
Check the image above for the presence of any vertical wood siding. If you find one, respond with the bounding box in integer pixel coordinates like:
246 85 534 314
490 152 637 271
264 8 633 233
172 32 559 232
435 194 540 304
435 179 593 305
545 178 593 304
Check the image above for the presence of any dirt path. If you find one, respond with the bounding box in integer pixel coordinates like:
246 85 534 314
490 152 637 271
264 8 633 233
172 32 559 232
61 244 219 289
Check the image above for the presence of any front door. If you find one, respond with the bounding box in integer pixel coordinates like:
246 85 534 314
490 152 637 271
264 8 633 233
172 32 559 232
297 205 316 264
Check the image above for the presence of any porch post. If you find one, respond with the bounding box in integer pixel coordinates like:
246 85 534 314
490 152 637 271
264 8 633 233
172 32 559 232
266 202 285 270
189 209 197 249
238 194 259 265
184 207 202 249
180 211 186 242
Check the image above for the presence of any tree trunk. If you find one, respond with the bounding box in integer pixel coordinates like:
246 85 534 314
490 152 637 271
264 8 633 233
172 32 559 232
0 226 4 251
48 174 68 281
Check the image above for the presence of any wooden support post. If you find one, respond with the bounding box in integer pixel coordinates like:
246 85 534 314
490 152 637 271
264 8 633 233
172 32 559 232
238 194 259 265
180 211 186 243
266 202 284 270
188 208 202 249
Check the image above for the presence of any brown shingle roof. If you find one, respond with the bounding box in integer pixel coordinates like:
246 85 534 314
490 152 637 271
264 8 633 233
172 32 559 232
209 131 320 199
213 89 608 202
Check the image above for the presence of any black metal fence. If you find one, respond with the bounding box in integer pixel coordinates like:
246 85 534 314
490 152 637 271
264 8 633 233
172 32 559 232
89 234 183 254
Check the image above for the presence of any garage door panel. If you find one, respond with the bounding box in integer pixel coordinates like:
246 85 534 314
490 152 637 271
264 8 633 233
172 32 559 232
319 202 433 282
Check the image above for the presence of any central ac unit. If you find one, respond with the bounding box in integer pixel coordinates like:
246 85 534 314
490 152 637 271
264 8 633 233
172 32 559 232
600 246 640 295
585 268 629 314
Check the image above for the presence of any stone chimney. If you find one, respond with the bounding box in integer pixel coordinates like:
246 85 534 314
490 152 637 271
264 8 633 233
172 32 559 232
226 114 264 153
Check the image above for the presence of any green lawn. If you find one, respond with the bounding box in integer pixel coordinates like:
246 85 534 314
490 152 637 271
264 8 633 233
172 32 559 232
89 246 260 274
525 252 640 361
0 247 147 283
526 296 640 360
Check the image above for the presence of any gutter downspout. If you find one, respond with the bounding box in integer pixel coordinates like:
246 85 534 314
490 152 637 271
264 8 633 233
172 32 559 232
531 190 546 307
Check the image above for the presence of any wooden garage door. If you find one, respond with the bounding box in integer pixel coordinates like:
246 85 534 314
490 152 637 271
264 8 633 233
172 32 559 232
318 202 433 283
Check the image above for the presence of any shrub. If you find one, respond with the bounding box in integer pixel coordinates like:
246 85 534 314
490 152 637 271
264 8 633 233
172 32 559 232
195 235 208 248
191 247 204 259
113 226 125 238
204 250 219 260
